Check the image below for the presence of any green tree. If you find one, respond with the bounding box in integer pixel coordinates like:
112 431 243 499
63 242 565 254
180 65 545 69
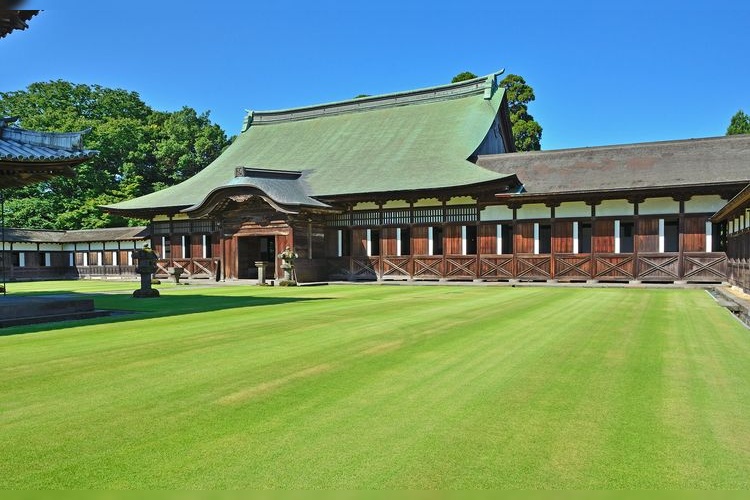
451 71 478 83
727 110 750 135
451 71 543 151
499 73 542 151
0 80 231 229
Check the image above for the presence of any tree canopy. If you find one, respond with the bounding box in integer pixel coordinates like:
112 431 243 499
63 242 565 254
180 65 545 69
451 72 479 83
0 80 230 229
727 110 750 135
499 74 542 151
451 71 542 151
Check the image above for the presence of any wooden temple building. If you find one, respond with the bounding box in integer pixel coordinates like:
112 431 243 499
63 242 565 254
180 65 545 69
712 185 750 291
0 117 119 283
1 227 148 281
103 72 750 286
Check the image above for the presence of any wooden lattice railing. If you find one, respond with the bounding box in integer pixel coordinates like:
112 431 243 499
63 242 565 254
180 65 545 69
318 252 728 283
636 252 680 281
479 256 514 279
155 258 220 279
553 254 593 281
516 254 552 280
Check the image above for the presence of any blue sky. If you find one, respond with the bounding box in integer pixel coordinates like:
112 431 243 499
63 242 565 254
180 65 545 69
2 1 749 150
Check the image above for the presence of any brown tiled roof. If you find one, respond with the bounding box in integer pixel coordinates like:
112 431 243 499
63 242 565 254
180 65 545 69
477 134 750 195
2 227 148 243
1 228 65 243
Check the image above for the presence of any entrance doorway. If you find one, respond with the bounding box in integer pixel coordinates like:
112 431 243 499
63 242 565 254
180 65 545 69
237 236 276 279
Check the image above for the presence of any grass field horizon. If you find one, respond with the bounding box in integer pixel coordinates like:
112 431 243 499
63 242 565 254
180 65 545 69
1 281 749 488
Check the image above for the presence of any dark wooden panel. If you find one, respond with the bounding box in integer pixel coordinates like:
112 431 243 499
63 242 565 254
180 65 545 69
515 222 534 254
324 228 339 257
444 225 462 255
351 228 368 257
193 235 204 259
637 217 659 253
381 227 398 256
682 216 707 253
552 221 573 254
212 231 221 260
412 226 429 255
593 220 615 253
478 224 497 255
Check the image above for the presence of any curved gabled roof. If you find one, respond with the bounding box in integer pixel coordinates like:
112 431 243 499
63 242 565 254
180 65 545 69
0 118 99 188
105 72 514 215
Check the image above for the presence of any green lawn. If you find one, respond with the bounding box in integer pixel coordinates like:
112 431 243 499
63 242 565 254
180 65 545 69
1 281 749 488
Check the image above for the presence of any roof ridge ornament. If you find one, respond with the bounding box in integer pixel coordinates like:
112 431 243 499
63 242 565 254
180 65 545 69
242 110 254 132
484 69 505 100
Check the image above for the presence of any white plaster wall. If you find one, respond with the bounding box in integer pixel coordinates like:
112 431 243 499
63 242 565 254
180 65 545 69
89 242 105 251
10 243 37 251
516 203 550 220
597 199 634 217
684 195 726 214
480 205 514 221
639 197 679 215
38 243 63 251
556 201 591 218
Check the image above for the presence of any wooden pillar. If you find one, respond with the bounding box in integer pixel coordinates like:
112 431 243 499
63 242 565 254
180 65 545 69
675 196 689 280
547 202 558 280
629 196 641 282
509 202 520 279
587 200 600 282
474 199 481 280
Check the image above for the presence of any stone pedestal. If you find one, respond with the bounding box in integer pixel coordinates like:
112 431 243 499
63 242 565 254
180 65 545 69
168 267 184 284
133 272 159 298
132 247 160 298
255 261 267 285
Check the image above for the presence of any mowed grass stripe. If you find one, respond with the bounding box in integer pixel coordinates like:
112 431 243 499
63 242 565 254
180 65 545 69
0 284 749 488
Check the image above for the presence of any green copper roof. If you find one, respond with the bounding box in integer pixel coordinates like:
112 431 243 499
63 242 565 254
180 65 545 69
106 72 513 214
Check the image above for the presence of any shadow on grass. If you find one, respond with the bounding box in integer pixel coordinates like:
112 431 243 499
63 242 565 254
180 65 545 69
0 290 330 337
